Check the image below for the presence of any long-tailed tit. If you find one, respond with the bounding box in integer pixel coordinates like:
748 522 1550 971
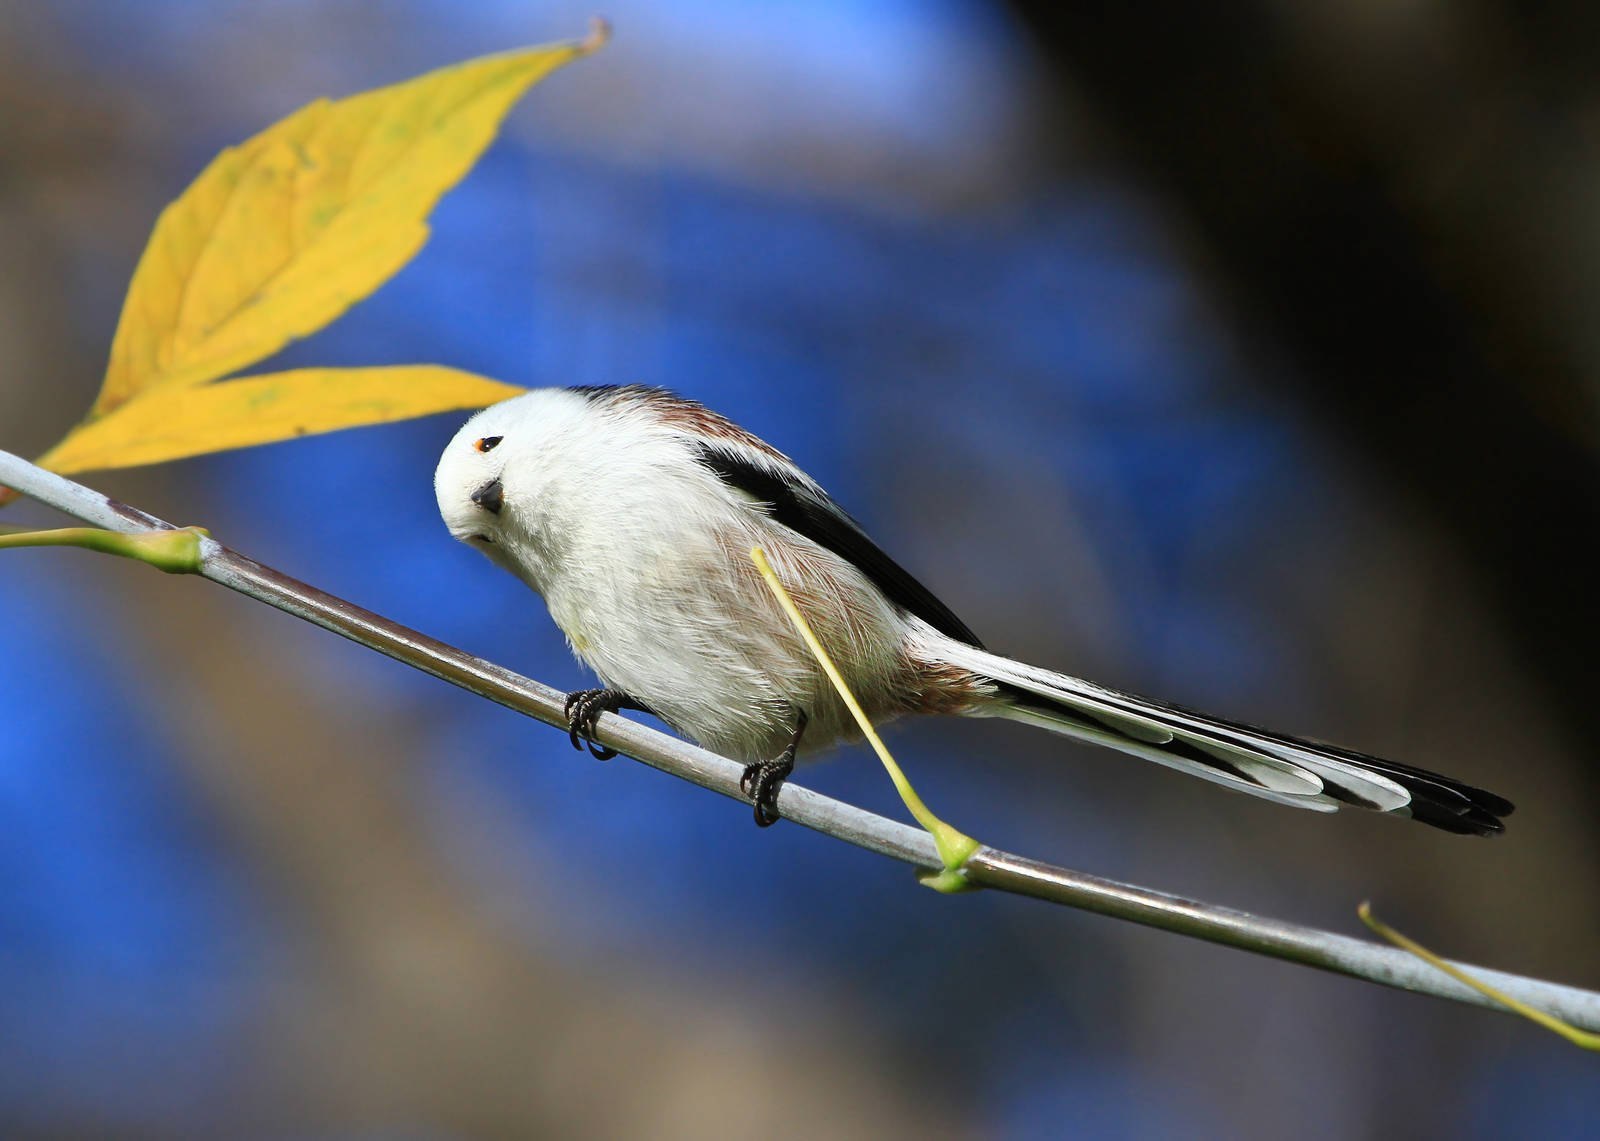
435 385 1512 833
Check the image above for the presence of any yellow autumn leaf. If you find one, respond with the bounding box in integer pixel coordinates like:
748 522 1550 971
36 367 525 474
94 26 604 416
0 26 605 507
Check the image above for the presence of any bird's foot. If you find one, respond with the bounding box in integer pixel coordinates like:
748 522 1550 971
563 688 633 759
739 711 807 828
740 756 795 828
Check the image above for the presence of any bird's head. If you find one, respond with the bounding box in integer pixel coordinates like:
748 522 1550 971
434 390 577 561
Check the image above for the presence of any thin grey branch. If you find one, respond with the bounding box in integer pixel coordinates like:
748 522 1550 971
4 446 1598 1033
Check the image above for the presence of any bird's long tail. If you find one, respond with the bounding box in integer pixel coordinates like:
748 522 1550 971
931 639 1513 835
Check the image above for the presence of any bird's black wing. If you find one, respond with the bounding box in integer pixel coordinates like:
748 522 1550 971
692 442 985 649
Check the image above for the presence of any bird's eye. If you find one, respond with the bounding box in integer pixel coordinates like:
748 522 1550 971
475 436 503 454
471 534 496 545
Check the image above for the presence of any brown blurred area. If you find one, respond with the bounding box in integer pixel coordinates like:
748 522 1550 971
1007 0 1600 748
4 2 1600 1138
1004 0 1600 955
998 0 1600 1065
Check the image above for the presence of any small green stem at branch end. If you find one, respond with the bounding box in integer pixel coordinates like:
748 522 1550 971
0 525 209 574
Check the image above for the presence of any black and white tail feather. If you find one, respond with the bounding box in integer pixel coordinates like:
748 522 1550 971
436 385 1515 836
930 638 1512 835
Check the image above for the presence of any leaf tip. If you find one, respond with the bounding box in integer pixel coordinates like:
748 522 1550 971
579 15 613 55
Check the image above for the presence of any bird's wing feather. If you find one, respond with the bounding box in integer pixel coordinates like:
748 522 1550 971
689 440 986 648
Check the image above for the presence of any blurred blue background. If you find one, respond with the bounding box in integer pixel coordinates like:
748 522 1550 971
3 2 1598 1138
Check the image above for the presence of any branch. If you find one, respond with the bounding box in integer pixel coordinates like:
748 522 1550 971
4 446 1598 1033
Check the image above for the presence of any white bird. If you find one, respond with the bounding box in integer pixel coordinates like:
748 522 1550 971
435 385 1512 833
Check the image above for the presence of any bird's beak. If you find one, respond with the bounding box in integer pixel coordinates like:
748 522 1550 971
471 477 504 515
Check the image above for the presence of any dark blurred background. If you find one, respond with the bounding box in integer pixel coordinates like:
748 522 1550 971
3 2 1598 1137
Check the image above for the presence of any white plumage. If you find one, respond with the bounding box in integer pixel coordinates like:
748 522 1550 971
436 385 1512 834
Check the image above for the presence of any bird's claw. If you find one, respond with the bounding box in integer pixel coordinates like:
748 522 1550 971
740 758 792 827
740 712 806 828
564 688 621 760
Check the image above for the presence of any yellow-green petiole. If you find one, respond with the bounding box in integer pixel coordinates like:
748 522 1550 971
1360 902 1600 1050
750 545 981 890
0 525 209 574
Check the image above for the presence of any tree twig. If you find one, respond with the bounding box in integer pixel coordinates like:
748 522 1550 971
4 445 1598 1033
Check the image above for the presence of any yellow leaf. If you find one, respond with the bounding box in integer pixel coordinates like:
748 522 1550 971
92 24 606 418
38 367 524 474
